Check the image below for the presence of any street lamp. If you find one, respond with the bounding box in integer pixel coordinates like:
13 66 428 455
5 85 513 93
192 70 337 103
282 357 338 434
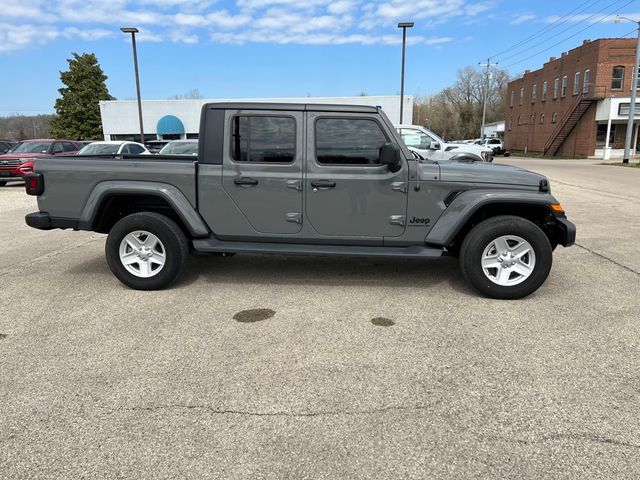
615 15 640 164
398 22 414 124
120 27 145 144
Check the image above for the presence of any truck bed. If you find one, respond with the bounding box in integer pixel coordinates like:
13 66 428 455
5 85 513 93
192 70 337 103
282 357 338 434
34 155 197 220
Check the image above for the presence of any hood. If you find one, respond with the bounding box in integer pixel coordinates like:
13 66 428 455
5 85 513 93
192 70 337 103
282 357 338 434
0 152 46 161
434 161 547 188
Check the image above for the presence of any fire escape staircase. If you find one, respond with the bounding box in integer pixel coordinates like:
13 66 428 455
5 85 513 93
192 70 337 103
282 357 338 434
543 89 603 156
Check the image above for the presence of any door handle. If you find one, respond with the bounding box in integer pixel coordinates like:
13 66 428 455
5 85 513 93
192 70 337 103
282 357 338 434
310 180 336 188
234 177 258 186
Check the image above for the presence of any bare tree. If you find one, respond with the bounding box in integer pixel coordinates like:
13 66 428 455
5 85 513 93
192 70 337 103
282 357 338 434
168 88 203 100
412 65 511 141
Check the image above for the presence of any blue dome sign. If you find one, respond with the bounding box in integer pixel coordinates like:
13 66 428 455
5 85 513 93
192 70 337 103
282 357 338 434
156 115 185 135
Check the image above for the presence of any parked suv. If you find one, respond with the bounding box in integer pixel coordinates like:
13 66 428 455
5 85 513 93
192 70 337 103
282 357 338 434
0 139 82 185
396 125 494 163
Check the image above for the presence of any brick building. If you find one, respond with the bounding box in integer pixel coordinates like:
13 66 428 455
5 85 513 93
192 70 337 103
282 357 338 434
504 38 640 158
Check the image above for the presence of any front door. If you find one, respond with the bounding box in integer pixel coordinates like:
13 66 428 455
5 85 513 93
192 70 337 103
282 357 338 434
222 111 303 234
305 114 408 238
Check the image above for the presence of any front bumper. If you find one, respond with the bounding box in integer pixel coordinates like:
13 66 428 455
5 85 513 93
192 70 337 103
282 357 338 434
555 217 576 247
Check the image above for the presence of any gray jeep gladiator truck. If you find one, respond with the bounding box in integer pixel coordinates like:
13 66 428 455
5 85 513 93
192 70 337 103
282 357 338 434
25 103 575 299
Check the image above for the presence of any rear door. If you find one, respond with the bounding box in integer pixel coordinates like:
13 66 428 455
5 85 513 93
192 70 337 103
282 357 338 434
221 110 303 234
305 114 408 238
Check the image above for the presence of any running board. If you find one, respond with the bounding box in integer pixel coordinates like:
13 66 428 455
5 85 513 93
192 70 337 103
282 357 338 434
192 238 444 258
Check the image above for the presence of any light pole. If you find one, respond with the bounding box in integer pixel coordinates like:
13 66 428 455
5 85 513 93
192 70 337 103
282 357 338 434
120 27 145 144
398 22 414 124
615 15 640 164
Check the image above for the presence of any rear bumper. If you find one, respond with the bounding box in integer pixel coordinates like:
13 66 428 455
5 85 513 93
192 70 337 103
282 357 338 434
25 212 78 231
555 217 576 247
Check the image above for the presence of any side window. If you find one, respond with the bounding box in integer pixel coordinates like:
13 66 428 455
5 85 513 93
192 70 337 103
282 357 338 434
399 128 433 149
52 143 64 154
316 118 388 165
62 142 76 152
231 115 295 163
129 144 145 154
121 144 131 154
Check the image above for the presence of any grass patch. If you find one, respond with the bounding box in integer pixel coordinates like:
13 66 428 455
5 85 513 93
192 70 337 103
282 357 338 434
603 162 640 168
508 151 586 159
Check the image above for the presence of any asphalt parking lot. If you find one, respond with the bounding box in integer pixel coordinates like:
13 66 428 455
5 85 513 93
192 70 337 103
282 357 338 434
1 158 639 479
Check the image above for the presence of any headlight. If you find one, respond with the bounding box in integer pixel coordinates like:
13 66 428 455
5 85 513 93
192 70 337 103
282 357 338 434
19 158 32 164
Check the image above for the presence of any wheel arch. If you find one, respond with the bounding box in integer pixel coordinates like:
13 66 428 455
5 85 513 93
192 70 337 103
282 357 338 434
426 190 562 251
79 181 209 238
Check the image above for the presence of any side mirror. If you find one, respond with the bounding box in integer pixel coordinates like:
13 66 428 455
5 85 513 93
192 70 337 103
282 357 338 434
430 142 441 150
379 143 402 172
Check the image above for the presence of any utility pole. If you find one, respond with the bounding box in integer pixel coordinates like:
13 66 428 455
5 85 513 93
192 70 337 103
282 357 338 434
479 57 498 140
615 16 640 163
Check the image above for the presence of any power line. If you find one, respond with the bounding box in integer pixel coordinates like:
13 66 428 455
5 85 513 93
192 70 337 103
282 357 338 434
503 0 636 69
489 0 604 59
498 0 633 65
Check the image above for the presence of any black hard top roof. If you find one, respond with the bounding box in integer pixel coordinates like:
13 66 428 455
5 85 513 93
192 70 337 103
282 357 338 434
203 102 379 113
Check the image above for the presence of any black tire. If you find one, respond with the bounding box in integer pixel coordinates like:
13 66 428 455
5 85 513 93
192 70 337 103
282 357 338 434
105 212 188 290
0 181 7 187
459 215 553 299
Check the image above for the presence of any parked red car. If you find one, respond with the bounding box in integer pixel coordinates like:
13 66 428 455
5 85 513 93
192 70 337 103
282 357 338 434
0 139 83 186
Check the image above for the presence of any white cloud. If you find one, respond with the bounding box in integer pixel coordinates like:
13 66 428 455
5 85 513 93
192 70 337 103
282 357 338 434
511 13 535 25
544 12 640 24
0 0 477 52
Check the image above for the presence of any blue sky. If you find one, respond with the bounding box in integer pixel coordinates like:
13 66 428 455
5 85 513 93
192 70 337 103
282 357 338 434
1 0 639 115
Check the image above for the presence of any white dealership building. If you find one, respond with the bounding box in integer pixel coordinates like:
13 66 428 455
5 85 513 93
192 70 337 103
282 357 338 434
99 95 413 142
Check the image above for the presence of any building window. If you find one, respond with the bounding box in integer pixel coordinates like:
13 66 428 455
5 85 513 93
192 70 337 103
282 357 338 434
573 72 580 95
617 102 640 116
231 115 296 163
518 115 522 125
508 116 512 131
510 90 514 108
542 81 548 101
552 112 558 124
561 75 568 97
553 77 559 99
612 66 625 90
596 124 616 146
540 113 545 124
519 87 524 105
316 118 388 165
583 69 590 94
532 84 537 103
530 113 535 124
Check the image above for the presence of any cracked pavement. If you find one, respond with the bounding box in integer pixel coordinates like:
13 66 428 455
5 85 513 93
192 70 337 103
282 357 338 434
1 159 639 479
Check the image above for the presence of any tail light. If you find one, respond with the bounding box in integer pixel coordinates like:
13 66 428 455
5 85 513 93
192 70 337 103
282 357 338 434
25 173 44 196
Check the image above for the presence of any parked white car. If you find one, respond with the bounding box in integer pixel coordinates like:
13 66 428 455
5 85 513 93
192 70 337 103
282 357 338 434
77 141 150 156
158 139 198 156
395 125 494 163
476 138 509 156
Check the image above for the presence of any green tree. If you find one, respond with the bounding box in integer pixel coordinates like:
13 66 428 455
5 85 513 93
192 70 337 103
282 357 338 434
50 53 114 140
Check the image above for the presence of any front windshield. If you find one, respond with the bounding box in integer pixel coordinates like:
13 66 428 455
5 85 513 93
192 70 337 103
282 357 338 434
10 142 52 154
159 142 198 155
78 143 120 155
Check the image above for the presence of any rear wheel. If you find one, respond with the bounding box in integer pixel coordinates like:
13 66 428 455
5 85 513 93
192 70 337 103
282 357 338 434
105 212 188 290
459 215 553 299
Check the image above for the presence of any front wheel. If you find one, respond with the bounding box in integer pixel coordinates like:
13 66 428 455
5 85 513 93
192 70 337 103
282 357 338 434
459 216 553 299
105 212 188 290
